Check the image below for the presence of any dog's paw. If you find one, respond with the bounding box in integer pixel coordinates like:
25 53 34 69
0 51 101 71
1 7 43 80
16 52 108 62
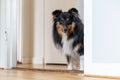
67 64 74 70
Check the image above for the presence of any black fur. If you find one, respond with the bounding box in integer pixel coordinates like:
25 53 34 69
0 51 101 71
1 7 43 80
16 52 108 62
52 8 84 56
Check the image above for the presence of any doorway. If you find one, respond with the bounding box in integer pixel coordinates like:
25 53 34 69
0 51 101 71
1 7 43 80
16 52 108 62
0 0 82 71
16 0 84 71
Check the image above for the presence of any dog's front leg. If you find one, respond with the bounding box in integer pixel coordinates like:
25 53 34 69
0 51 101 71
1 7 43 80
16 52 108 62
66 55 74 70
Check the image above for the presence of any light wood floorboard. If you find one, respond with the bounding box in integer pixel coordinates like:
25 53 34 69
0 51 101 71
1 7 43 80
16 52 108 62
17 64 67 70
0 70 117 80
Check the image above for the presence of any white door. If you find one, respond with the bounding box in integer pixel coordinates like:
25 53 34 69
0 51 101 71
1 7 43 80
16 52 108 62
0 0 17 69
45 0 77 64
84 0 120 76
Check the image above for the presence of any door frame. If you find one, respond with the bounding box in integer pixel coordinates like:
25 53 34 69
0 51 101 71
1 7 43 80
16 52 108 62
16 0 22 63
84 0 120 76
0 0 17 69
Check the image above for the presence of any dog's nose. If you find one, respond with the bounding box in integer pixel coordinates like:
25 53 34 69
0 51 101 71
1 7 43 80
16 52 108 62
64 29 67 32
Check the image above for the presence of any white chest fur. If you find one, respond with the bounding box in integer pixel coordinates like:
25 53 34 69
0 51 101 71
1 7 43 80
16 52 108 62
61 34 74 55
61 34 84 70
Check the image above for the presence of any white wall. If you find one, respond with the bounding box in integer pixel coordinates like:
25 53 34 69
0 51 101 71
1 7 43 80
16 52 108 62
76 0 84 22
92 0 120 63
31 0 44 64
21 0 32 63
21 0 44 64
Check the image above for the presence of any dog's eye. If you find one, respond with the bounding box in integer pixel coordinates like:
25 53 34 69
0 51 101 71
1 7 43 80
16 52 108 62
66 18 69 21
60 18 64 22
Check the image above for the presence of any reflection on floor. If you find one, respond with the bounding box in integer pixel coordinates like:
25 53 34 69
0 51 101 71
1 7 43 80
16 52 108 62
0 70 116 80
17 64 67 70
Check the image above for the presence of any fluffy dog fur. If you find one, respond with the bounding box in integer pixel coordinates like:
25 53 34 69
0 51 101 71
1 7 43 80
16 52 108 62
52 8 84 70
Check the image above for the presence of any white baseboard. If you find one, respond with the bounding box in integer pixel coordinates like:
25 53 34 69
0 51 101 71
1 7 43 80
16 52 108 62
32 57 43 64
22 57 43 64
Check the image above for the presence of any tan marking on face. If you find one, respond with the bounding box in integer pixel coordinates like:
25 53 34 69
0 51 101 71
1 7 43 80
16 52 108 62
67 22 75 37
56 22 64 37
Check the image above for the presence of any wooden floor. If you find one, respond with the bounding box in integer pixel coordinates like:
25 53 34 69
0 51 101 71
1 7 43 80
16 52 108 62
17 64 67 70
0 70 116 80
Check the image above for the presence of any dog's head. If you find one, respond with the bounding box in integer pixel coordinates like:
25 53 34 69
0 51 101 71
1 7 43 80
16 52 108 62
52 8 79 38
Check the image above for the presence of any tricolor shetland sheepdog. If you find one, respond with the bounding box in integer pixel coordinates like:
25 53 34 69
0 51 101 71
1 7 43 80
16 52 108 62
52 8 84 70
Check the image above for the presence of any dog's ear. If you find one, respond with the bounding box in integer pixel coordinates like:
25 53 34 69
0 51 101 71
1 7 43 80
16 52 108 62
52 10 62 20
68 8 79 17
